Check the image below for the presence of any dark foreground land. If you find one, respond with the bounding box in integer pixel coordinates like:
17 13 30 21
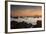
11 20 42 29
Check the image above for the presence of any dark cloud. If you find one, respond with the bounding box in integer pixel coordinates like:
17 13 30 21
11 5 41 12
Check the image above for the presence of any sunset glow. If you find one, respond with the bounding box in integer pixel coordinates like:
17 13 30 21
11 5 42 17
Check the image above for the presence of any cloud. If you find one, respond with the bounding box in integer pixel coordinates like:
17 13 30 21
11 5 42 16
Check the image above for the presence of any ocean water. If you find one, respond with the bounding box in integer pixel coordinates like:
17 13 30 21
11 17 42 25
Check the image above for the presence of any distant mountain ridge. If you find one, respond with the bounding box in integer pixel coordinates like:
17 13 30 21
11 16 42 18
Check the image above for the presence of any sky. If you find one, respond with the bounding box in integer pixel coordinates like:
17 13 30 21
11 5 42 17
